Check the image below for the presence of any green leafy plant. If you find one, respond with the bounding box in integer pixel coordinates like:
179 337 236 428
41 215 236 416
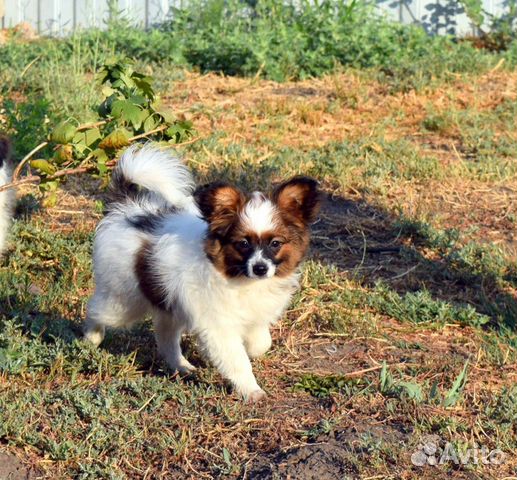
379 362 424 402
460 0 517 51
443 361 469 407
370 284 490 329
379 361 469 407
48 58 192 174
3 58 194 196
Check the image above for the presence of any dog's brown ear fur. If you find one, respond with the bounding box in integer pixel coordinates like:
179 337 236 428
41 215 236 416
0 135 12 168
194 182 246 235
272 176 321 226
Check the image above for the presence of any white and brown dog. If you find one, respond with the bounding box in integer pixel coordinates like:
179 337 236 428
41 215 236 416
0 136 14 257
84 144 320 400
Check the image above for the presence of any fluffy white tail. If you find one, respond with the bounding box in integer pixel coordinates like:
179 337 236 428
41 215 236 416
111 144 195 210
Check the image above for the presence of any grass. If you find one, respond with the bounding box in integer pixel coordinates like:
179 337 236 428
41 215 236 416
1 7 517 478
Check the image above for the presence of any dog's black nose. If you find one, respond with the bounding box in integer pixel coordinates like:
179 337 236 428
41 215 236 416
252 263 268 277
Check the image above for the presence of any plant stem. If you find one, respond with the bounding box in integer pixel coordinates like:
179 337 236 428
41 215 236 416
12 142 49 181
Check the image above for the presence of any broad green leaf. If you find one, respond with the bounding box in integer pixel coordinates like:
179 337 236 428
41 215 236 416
136 109 150 130
84 128 102 146
112 100 143 129
143 114 158 133
157 109 176 124
72 128 102 154
99 128 131 150
165 125 180 139
397 381 424 402
91 148 108 164
91 148 109 175
30 159 56 175
165 125 187 140
42 191 58 208
51 121 77 144
53 144 74 164
72 132 88 154
133 75 155 100
443 360 469 407
166 120 193 142
118 71 135 89
128 94 147 106
101 86 116 98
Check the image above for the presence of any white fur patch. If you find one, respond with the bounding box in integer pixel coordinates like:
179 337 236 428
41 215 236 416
117 144 198 214
247 249 276 279
240 192 278 235
0 163 14 256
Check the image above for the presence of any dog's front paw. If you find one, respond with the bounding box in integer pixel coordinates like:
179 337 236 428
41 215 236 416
168 356 197 375
83 323 105 347
244 388 267 403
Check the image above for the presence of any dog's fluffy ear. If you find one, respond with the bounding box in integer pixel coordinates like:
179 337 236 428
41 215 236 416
0 135 12 168
273 176 321 225
194 182 246 235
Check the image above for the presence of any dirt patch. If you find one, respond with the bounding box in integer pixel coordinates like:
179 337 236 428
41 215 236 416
247 424 408 480
0 452 36 480
248 442 358 479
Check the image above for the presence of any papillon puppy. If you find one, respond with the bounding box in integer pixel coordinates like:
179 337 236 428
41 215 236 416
84 145 320 401
0 136 14 257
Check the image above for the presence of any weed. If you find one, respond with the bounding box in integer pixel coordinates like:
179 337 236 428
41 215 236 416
486 386 517 426
379 362 424 402
6 0 504 87
378 360 469 407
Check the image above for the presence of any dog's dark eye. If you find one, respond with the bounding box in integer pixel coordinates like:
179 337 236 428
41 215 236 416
236 239 250 250
270 239 283 250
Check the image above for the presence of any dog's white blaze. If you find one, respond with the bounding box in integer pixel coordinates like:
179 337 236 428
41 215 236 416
241 192 277 235
247 249 276 279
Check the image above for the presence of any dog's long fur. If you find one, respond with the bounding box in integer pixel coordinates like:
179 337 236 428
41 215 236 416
84 144 320 400
0 136 14 256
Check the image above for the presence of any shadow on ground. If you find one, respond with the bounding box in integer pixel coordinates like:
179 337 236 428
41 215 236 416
312 192 517 329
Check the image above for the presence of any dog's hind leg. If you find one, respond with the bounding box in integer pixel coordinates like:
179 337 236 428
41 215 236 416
152 309 196 374
84 292 147 346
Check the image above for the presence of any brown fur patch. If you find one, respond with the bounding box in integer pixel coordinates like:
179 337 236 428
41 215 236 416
195 182 246 235
0 135 12 167
275 228 311 277
273 176 321 226
134 241 168 310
